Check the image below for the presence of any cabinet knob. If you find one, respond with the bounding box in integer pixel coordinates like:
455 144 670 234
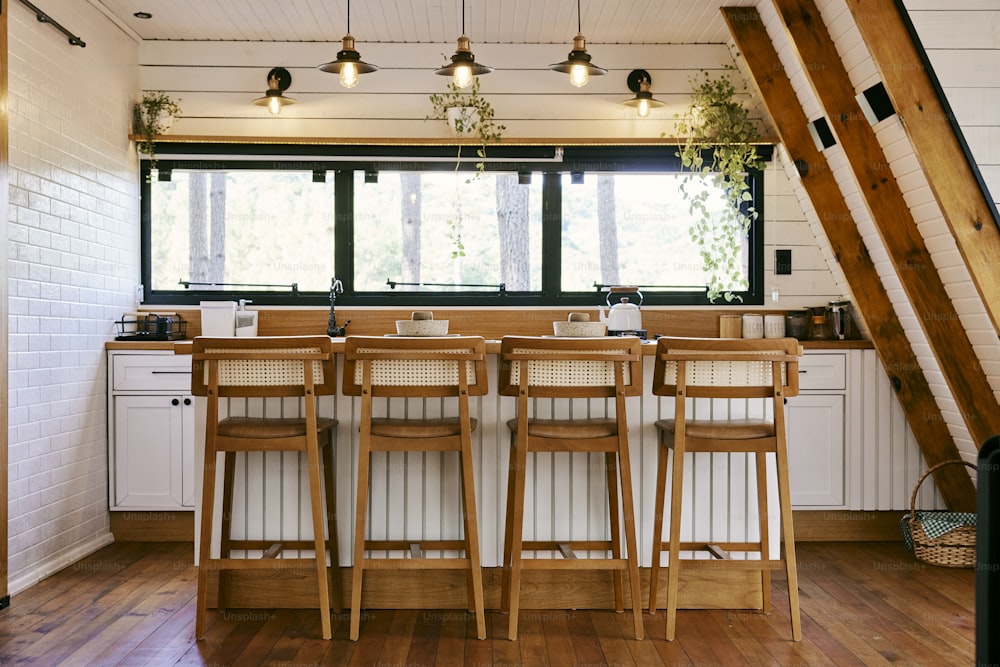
171 398 180 406
184 398 192 406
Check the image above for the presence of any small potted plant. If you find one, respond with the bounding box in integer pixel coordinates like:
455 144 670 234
428 76 505 176
675 68 764 302
133 91 182 169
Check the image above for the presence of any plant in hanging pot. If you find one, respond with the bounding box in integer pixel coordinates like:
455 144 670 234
428 76 505 176
133 91 182 170
675 68 764 303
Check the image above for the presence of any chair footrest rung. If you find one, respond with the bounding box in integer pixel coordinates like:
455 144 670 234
359 558 474 570
664 558 787 571
364 540 467 552
521 558 629 571
202 557 328 572
521 540 614 552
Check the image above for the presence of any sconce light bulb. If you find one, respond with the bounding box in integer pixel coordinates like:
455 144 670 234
339 62 359 89
268 97 282 115
637 99 650 118
569 63 589 88
453 64 473 89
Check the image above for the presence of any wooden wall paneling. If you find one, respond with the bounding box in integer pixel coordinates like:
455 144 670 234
847 0 1000 335
768 0 1000 486
721 6 976 511
0 0 9 608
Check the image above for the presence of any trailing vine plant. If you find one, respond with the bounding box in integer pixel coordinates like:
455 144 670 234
675 68 764 302
133 91 182 173
428 76 505 177
428 76 505 257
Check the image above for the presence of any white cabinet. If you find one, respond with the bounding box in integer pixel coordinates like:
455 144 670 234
786 352 847 508
108 351 194 510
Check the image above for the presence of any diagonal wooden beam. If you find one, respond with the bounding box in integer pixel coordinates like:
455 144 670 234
769 0 1000 456
722 6 976 511
847 0 1000 335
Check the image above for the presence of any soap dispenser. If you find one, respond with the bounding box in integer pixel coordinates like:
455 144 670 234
235 299 258 337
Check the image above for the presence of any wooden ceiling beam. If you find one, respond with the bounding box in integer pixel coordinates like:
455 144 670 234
769 0 1000 455
722 6 976 511
846 0 1000 336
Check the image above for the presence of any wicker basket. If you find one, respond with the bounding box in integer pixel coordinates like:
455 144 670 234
907 460 977 568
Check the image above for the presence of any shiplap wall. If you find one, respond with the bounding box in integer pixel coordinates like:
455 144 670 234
6 3 139 595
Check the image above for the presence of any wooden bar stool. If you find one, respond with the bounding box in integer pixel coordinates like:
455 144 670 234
648 336 802 641
342 336 489 641
498 336 644 641
191 336 341 640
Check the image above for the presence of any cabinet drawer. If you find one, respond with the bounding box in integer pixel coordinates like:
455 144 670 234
112 353 192 392
797 353 846 391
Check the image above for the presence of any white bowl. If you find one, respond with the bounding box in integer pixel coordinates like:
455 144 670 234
553 321 607 337
395 319 449 336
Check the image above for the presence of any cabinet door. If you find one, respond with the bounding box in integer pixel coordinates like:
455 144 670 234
114 395 186 508
786 394 845 507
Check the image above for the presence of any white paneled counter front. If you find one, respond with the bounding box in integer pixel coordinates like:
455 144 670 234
108 342 942 566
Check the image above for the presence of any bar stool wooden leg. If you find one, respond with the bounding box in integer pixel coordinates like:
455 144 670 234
776 439 803 641
505 436 529 641
664 437 685 642
648 434 670 613
460 441 487 639
196 445 219 640
755 452 772 614
350 436 372 641
616 437 644 640
322 436 342 613
500 432 518 616
306 441 333 640
217 451 237 613
604 452 624 612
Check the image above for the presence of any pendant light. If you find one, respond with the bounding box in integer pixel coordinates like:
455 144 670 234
251 67 295 116
623 70 664 118
550 0 606 87
318 0 378 88
435 0 493 89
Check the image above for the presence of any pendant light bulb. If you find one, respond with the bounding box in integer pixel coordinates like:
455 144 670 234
339 60 359 88
453 63 474 89
569 62 589 88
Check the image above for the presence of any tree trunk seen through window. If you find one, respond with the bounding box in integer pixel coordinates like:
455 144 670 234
188 172 227 284
209 173 227 283
400 173 421 287
496 174 530 291
598 175 620 285
189 172 208 283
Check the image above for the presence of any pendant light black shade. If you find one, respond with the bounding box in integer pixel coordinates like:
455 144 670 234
550 0 606 87
318 0 378 88
435 1 493 88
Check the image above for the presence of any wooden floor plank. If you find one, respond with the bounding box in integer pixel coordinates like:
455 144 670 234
0 541 977 666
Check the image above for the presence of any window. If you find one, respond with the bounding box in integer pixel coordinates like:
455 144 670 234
141 146 767 306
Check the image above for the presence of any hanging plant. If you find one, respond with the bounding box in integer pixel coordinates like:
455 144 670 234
675 68 764 302
427 76 505 177
133 91 182 171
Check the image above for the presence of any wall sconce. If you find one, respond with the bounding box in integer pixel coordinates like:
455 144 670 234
317 0 378 88
550 0 606 87
623 69 664 118
252 67 295 116
435 1 493 88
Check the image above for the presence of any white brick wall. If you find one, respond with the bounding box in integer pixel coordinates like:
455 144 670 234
7 2 138 594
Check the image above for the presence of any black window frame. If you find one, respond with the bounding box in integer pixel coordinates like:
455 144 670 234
140 143 769 307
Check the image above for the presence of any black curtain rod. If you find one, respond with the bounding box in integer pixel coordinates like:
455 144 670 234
18 0 86 47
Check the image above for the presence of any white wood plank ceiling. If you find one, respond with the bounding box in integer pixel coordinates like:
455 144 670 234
90 0 757 44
